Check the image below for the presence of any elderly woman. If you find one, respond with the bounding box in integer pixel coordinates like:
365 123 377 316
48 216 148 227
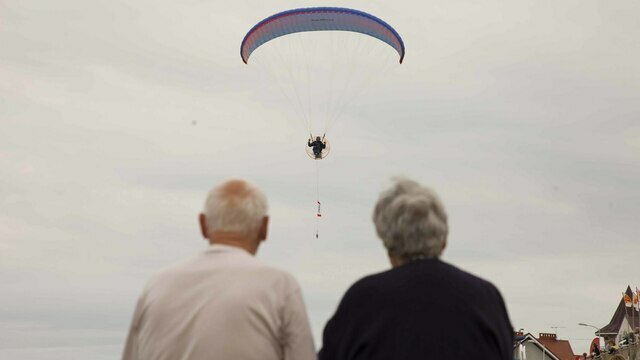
319 177 513 360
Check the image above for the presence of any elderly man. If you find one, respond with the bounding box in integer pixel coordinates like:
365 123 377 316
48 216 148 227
123 179 315 360
319 178 513 360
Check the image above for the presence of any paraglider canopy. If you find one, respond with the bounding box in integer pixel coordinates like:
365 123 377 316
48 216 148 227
240 7 405 64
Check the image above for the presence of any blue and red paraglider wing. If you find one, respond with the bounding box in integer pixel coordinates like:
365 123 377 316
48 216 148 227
240 7 405 64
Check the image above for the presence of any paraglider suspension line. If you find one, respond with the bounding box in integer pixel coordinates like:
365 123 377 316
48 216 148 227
315 160 321 238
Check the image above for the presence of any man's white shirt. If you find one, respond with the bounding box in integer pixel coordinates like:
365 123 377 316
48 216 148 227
123 244 316 360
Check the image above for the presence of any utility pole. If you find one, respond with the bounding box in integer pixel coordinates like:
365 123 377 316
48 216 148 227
578 323 603 354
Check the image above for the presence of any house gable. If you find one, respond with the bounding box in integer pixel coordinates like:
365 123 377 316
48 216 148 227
514 333 562 360
598 286 640 340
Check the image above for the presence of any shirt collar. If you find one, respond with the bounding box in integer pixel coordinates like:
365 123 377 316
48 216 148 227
205 243 252 256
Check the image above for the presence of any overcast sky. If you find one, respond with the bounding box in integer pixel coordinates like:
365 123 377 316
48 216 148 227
2 0 640 358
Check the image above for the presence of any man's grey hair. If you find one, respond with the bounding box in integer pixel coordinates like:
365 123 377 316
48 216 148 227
203 179 268 237
373 178 448 260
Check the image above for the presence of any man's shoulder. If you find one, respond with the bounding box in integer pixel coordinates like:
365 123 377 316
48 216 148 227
141 254 204 291
145 250 300 294
248 261 300 287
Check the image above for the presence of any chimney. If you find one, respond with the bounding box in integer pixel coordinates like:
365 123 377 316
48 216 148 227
539 333 557 340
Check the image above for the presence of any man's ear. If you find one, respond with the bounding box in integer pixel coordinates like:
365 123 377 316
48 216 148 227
258 216 269 242
199 213 208 239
